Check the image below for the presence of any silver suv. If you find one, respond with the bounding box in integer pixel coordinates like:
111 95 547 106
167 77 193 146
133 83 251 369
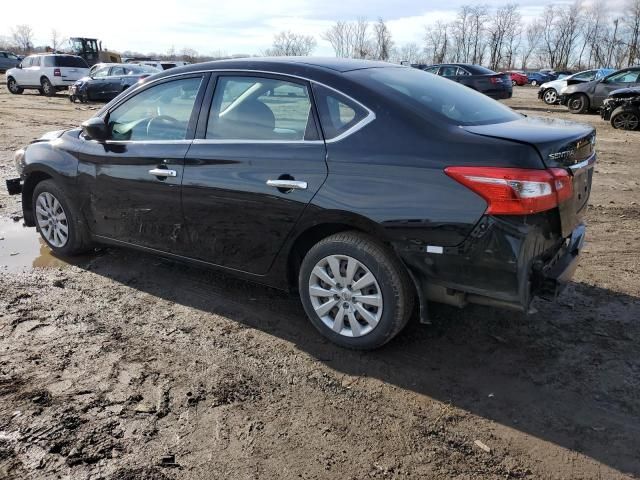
6 54 89 96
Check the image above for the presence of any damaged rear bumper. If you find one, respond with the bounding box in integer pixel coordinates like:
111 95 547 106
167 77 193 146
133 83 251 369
402 215 587 313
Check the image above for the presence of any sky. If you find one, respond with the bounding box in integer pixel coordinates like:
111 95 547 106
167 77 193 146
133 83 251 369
0 0 621 57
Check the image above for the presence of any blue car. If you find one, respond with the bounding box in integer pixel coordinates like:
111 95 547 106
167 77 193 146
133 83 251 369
527 72 554 86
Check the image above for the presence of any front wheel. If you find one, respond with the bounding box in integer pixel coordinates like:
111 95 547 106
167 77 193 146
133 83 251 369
543 88 558 105
611 107 640 130
7 77 23 94
568 93 590 114
41 77 56 97
32 180 92 256
298 231 414 350
531 80 538 86
511 80 517 86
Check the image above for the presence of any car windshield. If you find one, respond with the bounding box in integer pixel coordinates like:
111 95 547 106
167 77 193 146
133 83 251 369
350 67 521 126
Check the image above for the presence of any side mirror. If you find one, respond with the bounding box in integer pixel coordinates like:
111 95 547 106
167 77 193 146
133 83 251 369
82 117 108 142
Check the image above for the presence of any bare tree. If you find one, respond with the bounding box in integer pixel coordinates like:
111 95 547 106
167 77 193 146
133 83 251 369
625 0 640 66
424 21 450 63
323 21 355 57
487 4 521 70
393 42 423 63
372 18 393 60
50 29 66 52
522 20 543 69
352 18 372 58
180 48 199 63
12 24 34 54
264 31 316 56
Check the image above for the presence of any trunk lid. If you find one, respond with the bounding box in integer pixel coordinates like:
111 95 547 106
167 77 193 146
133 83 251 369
463 116 596 237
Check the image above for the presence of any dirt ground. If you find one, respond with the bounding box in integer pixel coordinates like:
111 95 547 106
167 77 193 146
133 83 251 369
0 81 639 480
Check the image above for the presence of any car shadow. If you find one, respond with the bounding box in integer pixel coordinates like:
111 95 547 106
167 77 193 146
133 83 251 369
68 246 640 476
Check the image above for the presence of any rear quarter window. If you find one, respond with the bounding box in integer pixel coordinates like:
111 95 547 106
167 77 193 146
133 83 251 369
54 56 89 68
312 84 369 140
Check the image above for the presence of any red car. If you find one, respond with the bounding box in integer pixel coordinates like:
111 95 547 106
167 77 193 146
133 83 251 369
506 71 528 86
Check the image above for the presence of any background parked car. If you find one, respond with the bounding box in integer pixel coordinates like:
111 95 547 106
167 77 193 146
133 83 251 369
506 71 528 86
526 72 554 86
69 63 161 102
0 51 21 73
126 60 190 70
421 63 512 99
560 67 640 113
600 87 640 130
538 68 615 105
6 54 89 96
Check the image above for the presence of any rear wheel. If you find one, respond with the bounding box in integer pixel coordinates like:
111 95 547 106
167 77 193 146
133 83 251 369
531 80 538 86
298 231 414 350
32 180 92 256
41 77 55 97
568 93 589 114
7 77 23 94
543 88 558 105
610 107 640 130
511 79 517 86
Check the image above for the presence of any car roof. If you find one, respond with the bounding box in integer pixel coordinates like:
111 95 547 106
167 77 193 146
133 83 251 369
153 57 400 79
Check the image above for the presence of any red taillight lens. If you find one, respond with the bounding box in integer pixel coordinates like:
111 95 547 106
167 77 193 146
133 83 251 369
490 76 503 84
444 166 573 215
53 68 61 77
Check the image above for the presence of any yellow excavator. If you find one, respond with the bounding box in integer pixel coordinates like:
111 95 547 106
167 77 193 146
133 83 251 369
69 37 121 66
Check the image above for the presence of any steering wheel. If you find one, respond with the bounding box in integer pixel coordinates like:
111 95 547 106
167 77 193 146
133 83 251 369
146 115 181 139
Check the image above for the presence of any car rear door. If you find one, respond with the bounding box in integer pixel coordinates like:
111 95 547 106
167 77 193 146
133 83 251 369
77 73 208 252
181 73 327 274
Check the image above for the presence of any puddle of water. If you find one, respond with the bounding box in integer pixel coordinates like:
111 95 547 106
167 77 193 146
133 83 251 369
0 217 70 272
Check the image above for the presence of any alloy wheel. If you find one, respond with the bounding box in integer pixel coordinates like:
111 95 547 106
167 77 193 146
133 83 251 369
308 254 383 338
544 89 557 104
35 192 69 248
612 112 639 130
8 78 19 93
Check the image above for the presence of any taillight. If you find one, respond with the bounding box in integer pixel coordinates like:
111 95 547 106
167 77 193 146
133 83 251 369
444 166 573 215
53 68 61 77
490 76 503 84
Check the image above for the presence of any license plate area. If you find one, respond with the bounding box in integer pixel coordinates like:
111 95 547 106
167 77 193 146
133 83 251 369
558 156 595 237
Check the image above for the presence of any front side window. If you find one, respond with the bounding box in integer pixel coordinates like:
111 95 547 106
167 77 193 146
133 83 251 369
424 66 440 74
107 76 202 141
31 56 41 67
573 70 595 81
313 84 368 140
93 68 109 78
206 76 314 141
606 70 640 83
110 67 125 76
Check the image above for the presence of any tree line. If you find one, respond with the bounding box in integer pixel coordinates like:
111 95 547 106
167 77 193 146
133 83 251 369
2 0 639 71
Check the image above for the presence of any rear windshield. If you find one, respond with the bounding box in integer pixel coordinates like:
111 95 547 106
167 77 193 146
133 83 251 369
468 65 496 75
50 56 88 68
349 67 521 127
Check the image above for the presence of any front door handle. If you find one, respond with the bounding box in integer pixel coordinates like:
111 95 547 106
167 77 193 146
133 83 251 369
266 179 307 190
149 168 177 177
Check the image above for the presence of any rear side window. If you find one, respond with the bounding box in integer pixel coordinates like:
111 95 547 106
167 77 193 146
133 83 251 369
350 67 521 127
206 76 315 141
440 66 458 77
312 84 368 140
54 56 88 68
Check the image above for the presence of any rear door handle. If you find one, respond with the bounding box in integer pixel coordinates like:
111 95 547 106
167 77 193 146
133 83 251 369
149 168 177 177
266 179 307 190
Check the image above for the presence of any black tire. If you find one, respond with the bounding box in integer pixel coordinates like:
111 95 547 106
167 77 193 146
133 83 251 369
298 231 414 350
38 88 45 96
610 106 640 131
542 88 558 105
32 180 93 256
7 77 23 94
568 93 589 114
41 77 56 97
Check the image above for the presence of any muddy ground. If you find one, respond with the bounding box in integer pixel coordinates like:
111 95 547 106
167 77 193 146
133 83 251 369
0 82 639 480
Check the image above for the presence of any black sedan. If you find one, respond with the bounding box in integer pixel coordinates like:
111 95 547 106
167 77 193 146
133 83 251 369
420 63 512 99
560 67 640 113
600 87 640 130
5 58 595 349
69 64 160 102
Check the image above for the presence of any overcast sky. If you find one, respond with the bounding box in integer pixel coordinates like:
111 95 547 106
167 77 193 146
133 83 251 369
1 0 623 56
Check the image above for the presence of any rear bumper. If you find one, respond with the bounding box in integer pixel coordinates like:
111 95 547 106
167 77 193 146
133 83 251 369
402 215 587 312
487 90 512 100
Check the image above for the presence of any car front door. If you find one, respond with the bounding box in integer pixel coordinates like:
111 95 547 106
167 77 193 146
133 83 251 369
181 73 327 274
87 67 110 99
593 70 640 107
77 73 208 252
107 66 127 98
